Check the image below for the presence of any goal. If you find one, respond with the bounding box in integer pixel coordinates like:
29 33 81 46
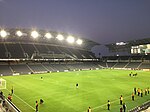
0 78 6 89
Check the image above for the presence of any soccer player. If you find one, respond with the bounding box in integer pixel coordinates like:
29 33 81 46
148 87 149 94
76 83 79 89
40 99 44 104
130 72 133 76
141 89 143 97
145 88 147 95
131 93 134 101
134 87 136 95
120 95 123 105
123 103 127 112
137 88 140 96
11 86 14 95
107 100 110 110
87 107 92 112
35 101 38 112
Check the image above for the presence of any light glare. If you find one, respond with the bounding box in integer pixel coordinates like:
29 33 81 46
0 30 7 38
76 39 83 45
56 34 64 41
116 42 126 45
67 36 75 43
16 31 23 37
45 33 52 39
31 31 39 38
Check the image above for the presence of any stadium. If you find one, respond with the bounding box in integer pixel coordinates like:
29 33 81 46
0 28 150 112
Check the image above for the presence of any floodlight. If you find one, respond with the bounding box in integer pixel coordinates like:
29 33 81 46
56 34 64 41
16 30 23 37
45 33 52 39
31 31 39 38
76 39 83 45
67 36 75 43
116 42 126 45
0 30 7 38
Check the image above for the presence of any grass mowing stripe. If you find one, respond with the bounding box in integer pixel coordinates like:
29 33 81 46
3 70 149 112
6 89 35 111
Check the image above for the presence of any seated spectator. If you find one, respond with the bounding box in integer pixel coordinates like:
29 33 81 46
0 91 3 96
0 91 4 99
2 100 6 107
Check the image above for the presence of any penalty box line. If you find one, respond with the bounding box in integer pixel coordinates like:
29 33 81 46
6 88 35 111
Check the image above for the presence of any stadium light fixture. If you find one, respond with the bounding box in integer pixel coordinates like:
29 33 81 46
56 34 64 41
0 30 7 38
116 42 126 46
45 33 52 39
67 36 75 43
116 54 119 56
76 39 83 45
31 31 39 38
16 30 23 37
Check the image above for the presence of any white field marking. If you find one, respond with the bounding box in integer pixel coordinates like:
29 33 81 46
6 89 35 111
83 95 131 112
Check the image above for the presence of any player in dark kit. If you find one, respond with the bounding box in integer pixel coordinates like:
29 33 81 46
145 88 147 95
148 87 149 94
134 87 136 95
11 86 14 95
141 89 143 97
35 101 38 112
123 103 127 112
129 73 131 77
76 83 79 89
40 99 44 104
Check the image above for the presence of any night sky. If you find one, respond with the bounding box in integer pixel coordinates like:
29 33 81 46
0 0 150 55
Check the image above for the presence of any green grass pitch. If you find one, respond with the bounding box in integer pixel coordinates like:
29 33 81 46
1 69 150 112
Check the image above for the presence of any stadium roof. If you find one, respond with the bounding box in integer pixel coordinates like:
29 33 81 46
105 38 150 52
0 28 100 50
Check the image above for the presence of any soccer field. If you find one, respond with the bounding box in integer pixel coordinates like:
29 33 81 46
1 69 150 112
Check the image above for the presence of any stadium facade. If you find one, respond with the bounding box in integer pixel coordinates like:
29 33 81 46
0 28 150 112
0 28 101 76
0 28 150 76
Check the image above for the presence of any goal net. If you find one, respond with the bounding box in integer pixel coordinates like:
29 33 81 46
0 78 6 89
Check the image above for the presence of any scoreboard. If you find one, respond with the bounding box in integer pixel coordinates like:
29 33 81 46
131 44 150 54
